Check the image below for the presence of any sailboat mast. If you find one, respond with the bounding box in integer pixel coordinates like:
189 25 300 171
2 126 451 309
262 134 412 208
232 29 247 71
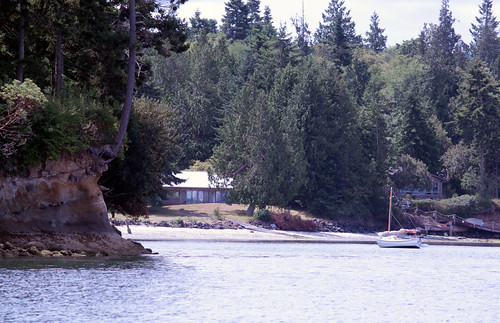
388 187 392 232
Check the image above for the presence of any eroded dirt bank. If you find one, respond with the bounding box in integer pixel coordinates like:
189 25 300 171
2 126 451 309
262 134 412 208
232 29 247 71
0 152 149 258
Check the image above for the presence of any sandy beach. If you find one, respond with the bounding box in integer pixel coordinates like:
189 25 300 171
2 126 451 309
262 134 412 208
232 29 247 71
117 224 375 242
116 225 500 246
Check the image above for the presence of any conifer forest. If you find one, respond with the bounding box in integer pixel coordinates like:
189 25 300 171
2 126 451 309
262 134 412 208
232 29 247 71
1 0 499 221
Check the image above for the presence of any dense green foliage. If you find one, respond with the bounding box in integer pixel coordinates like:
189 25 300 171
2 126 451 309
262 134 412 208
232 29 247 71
139 0 499 219
101 97 181 216
0 78 47 161
0 0 188 216
412 195 493 219
255 208 271 222
1 0 500 220
1 83 118 174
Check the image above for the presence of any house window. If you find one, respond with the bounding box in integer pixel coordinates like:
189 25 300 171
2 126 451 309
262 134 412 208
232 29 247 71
186 190 195 204
216 191 227 203
186 190 227 204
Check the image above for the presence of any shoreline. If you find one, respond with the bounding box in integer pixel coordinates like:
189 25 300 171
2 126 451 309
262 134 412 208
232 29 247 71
0 231 149 259
116 225 500 247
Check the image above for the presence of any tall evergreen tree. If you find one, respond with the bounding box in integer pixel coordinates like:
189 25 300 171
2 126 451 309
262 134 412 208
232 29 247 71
0 0 28 82
211 78 303 213
358 60 392 212
189 9 217 36
291 60 363 216
365 12 386 52
314 0 361 66
221 0 250 40
140 33 233 167
433 0 460 66
470 0 500 78
247 0 261 26
396 91 441 173
383 56 441 173
176 36 227 163
454 61 500 197
291 4 312 57
28 0 80 97
277 23 297 68
425 0 461 125
247 6 279 90
344 49 371 106
262 5 272 26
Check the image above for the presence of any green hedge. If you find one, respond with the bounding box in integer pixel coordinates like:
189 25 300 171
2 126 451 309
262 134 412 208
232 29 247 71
412 195 493 218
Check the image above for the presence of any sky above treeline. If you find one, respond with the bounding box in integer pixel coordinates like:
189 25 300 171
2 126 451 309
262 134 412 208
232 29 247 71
172 0 500 46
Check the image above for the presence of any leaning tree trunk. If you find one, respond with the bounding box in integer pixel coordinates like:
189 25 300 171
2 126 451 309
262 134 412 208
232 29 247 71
111 0 136 157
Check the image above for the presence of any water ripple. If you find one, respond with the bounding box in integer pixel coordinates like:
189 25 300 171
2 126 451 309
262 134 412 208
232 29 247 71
1 242 499 322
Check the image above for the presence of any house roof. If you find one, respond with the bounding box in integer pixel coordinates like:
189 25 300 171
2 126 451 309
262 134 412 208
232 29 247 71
430 173 445 182
163 171 232 189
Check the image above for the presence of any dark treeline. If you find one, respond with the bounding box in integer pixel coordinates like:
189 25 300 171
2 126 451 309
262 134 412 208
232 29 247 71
143 0 499 218
1 0 499 220
0 0 189 216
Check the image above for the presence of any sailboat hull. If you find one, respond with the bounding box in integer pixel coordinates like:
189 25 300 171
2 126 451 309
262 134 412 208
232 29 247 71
377 236 422 248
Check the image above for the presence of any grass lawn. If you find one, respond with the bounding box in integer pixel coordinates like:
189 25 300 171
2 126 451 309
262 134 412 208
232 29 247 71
109 203 316 223
148 203 250 222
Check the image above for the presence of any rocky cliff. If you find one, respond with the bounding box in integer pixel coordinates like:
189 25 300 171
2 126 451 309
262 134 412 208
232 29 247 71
0 152 148 256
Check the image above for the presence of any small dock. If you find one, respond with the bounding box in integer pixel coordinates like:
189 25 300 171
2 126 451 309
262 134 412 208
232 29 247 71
405 208 500 235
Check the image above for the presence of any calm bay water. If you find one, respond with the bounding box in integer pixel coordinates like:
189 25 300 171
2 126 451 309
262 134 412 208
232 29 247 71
1 241 499 322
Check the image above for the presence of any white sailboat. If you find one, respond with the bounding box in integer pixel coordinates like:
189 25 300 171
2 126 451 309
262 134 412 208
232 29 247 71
377 187 422 248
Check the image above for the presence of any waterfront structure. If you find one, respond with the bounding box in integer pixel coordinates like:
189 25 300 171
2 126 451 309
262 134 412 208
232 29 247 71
162 171 231 205
398 174 445 200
